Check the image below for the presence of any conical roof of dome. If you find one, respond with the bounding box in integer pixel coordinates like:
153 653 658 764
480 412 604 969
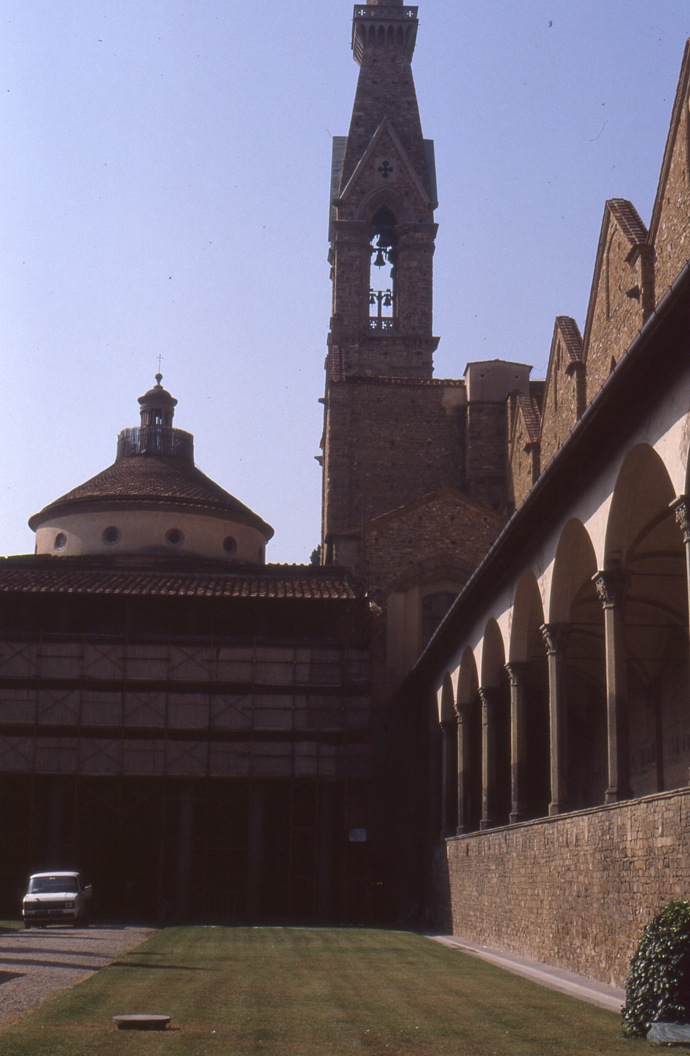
29 453 273 539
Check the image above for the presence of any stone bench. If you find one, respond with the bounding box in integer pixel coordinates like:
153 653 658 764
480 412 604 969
113 1014 171 1031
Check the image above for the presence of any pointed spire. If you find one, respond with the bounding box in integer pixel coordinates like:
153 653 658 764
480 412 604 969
344 2 426 195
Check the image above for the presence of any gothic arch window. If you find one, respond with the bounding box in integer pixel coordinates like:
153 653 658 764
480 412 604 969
422 592 456 647
369 206 397 332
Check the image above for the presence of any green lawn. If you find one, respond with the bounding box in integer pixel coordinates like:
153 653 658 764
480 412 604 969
0 927 653 1055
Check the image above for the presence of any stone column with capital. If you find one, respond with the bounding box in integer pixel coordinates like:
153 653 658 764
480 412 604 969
593 568 632 804
454 704 470 835
540 624 570 815
672 497 690 787
478 686 498 830
505 662 529 823
439 718 457 837
672 496 690 638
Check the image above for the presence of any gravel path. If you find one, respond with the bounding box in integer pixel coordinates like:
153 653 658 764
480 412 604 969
0 925 157 1024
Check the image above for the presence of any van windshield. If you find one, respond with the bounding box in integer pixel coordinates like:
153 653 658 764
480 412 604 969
29 876 78 894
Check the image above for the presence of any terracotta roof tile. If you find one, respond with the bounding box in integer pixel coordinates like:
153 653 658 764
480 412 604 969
0 559 359 602
30 455 273 538
555 316 584 364
608 199 648 246
516 394 541 444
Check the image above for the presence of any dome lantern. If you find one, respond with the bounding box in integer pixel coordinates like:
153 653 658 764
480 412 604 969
138 373 178 428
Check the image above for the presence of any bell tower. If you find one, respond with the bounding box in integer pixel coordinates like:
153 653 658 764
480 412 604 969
321 1 440 565
327 0 438 382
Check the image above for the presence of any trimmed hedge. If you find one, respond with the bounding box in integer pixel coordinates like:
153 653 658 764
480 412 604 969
622 900 690 1037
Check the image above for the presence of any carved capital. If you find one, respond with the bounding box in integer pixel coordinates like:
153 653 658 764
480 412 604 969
672 497 690 545
540 623 570 656
478 686 498 709
592 568 630 609
505 662 528 688
453 700 469 723
478 687 498 732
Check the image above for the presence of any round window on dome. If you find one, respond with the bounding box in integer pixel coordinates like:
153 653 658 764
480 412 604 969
54 532 67 551
166 528 184 546
223 535 237 555
102 526 120 546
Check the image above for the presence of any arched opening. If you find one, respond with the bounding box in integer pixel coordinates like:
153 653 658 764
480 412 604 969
509 570 550 818
438 674 457 836
550 519 606 808
457 648 481 832
369 206 397 332
606 444 689 796
481 620 510 827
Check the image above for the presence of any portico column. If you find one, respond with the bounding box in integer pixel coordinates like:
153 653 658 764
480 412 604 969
672 497 690 641
540 623 570 816
505 662 528 823
439 719 457 837
478 686 498 830
671 499 690 788
593 569 632 803
454 704 470 835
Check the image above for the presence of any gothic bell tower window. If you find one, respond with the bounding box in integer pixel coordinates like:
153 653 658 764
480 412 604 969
369 207 397 332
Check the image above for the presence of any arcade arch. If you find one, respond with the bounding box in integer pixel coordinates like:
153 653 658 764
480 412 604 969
604 445 688 796
456 647 481 833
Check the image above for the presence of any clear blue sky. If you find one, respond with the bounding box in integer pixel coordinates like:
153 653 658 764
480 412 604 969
1 1 688 563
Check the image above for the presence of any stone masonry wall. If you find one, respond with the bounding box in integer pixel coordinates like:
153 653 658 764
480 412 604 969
364 488 505 596
507 420 537 510
324 378 467 542
651 63 690 300
585 216 649 405
465 402 508 511
539 360 582 473
429 789 690 988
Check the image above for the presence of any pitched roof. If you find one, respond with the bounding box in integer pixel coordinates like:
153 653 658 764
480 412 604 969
0 557 358 601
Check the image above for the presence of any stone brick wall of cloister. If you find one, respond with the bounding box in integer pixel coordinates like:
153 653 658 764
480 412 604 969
429 788 690 988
